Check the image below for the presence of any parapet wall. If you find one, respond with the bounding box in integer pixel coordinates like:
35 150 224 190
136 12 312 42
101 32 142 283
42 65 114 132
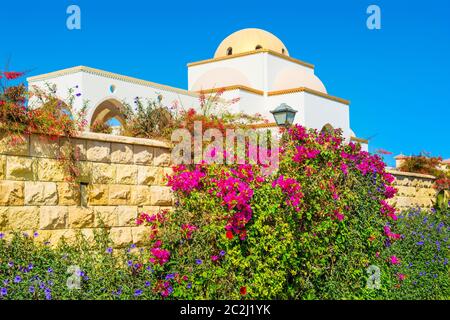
0 131 173 247
388 170 437 211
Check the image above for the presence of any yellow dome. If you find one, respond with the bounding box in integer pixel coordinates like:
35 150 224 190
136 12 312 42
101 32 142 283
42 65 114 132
214 28 289 58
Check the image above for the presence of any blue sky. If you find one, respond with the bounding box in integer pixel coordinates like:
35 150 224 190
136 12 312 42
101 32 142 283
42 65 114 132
1 0 449 166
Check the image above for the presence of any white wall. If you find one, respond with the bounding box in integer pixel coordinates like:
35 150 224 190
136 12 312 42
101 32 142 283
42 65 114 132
28 70 199 128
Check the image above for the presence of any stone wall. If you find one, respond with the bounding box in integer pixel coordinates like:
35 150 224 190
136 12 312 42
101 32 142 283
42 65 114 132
0 131 173 247
388 170 437 212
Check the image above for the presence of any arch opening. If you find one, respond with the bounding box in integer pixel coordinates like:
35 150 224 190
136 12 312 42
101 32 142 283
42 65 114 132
90 99 126 135
226 47 233 55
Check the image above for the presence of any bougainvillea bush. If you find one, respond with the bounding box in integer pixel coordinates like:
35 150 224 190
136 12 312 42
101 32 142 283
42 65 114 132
383 207 450 300
136 125 402 299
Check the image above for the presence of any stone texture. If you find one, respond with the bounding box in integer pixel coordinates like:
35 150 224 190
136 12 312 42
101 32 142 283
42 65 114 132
131 226 152 246
0 155 6 179
68 206 95 228
150 186 173 206
60 138 87 161
0 132 29 156
116 206 138 227
115 164 138 185
0 207 9 229
37 158 66 182
154 148 171 166
39 206 68 230
133 145 153 165
6 207 39 230
137 166 164 185
110 227 133 247
130 185 152 206
30 135 59 158
109 185 131 205
0 181 24 206
57 183 81 206
87 184 109 205
94 206 118 227
86 140 111 162
6 156 36 181
24 182 58 205
111 143 133 164
76 161 92 183
92 162 116 184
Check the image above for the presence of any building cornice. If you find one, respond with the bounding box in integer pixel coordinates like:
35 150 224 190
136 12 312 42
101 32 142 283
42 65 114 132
269 87 350 105
197 85 264 96
197 85 349 105
27 66 199 97
187 49 315 69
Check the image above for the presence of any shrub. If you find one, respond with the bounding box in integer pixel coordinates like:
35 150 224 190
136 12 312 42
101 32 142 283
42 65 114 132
139 125 401 299
0 73 88 180
383 207 450 299
0 230 161 300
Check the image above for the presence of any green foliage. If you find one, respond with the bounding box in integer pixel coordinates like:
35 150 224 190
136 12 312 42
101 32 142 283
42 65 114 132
0 230 160 300
383 208 450 300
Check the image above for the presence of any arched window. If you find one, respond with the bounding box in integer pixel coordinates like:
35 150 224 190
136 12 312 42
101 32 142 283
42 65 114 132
255 45 263 50
282 48 286 54
226 47 233 55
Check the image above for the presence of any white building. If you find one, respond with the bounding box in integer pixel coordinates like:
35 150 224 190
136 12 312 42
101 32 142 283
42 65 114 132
27 28 368 150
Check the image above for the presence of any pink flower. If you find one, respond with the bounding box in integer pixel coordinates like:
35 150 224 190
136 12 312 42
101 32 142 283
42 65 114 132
390 255 400 265
334 210 344 221
211 255 219 262
397 273 406 281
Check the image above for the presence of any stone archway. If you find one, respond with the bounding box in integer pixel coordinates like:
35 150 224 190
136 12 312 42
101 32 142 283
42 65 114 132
90 99 126 134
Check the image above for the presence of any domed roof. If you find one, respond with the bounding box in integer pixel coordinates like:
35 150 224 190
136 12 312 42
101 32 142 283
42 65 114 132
214 28 289 58
272 68 327 94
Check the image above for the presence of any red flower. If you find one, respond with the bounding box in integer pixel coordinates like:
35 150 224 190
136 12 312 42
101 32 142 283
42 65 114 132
3 71 24 80
240 286 247 295
226 230 234 240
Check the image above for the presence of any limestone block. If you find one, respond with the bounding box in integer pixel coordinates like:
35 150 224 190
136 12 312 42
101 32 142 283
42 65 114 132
87 184 109 205
110 227 133 247
30 135 60 158
111 143 133 164
140 206 160 215
92 162 116 184
115 164 138 185
130 185 152 206
37 158 66 182
133 145 154 165
60 138 87 161
94 206 118 227
0 155 6 179
6 207 39 230
6 156 36 181
116 206 138 227
68 206 95 228
39 206 68 230
57 183 81 206
154 148 171 166
150 186 173 206
109 185 131 205
0 132 29 156
131 226 151 246
86 140 111 162
137 166 164 185
24 182 58 205
0 181 24 206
